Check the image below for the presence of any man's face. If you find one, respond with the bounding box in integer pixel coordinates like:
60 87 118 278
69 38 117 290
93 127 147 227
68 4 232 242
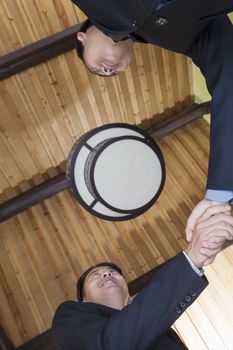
77 26 133 76
82 265 129 306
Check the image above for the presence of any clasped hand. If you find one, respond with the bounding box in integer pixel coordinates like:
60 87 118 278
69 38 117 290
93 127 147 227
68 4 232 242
185 203 233 268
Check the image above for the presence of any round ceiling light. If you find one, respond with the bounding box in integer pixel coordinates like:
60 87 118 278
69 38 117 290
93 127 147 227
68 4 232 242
66 123 165 221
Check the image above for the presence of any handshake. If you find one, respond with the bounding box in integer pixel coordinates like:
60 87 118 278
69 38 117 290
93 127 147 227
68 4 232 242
184 202 233 268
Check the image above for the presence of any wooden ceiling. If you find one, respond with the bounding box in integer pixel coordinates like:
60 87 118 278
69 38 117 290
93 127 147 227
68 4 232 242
0 0 193 202
0 1 233 350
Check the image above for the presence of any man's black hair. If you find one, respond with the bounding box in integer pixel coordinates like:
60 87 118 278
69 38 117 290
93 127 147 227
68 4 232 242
75 19 93 62
76 262 124 301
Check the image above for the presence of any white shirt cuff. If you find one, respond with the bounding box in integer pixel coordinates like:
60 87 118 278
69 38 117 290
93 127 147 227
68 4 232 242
183 251 204 277
205 189 233 203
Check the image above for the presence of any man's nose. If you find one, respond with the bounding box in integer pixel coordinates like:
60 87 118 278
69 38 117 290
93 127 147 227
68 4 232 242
102 271 112 278
101 67 115 76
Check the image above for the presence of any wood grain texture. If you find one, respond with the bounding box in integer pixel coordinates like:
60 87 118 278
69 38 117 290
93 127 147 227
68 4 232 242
0 0 193 201
1 119 233 349
0 2 232 349
0 44 193 198
0 102 211 223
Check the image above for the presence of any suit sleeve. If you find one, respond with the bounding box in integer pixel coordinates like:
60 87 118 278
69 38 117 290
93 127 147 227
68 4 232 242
188 15 233 190
52 253 208 350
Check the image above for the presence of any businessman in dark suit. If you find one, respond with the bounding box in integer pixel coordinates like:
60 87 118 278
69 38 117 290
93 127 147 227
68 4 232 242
52 205 233 349
71 0 233 238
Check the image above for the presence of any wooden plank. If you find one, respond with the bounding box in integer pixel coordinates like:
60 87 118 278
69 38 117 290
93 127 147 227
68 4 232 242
0 102 211 223
0 24 82 80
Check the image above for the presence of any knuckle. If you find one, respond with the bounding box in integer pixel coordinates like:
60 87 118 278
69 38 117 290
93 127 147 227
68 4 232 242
207 206 215 213
216 213 224 220
220 220 227 228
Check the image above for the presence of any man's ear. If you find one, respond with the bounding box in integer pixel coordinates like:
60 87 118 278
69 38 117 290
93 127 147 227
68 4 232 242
77 32 87 44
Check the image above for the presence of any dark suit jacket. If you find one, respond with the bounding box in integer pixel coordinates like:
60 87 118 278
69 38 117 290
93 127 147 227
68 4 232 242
52 253 208 349
72 0 233 191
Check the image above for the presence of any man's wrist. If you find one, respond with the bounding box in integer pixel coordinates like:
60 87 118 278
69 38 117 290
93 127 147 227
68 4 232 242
183 251 204 277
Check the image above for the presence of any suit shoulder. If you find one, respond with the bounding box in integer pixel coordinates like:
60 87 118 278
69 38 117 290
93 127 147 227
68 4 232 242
52 300 87 325
54 300 90 315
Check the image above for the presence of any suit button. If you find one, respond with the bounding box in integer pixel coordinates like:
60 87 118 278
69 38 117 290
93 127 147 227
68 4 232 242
190 290 197 297
180 301 186 308
175 306 182 314
185 295 192 302
132 20 137 28
155 17 168 26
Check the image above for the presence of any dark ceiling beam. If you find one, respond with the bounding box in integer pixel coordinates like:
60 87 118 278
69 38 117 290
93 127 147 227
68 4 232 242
0 23 82 80
147 101 211 139
0 174 68 223
0 101 211 223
